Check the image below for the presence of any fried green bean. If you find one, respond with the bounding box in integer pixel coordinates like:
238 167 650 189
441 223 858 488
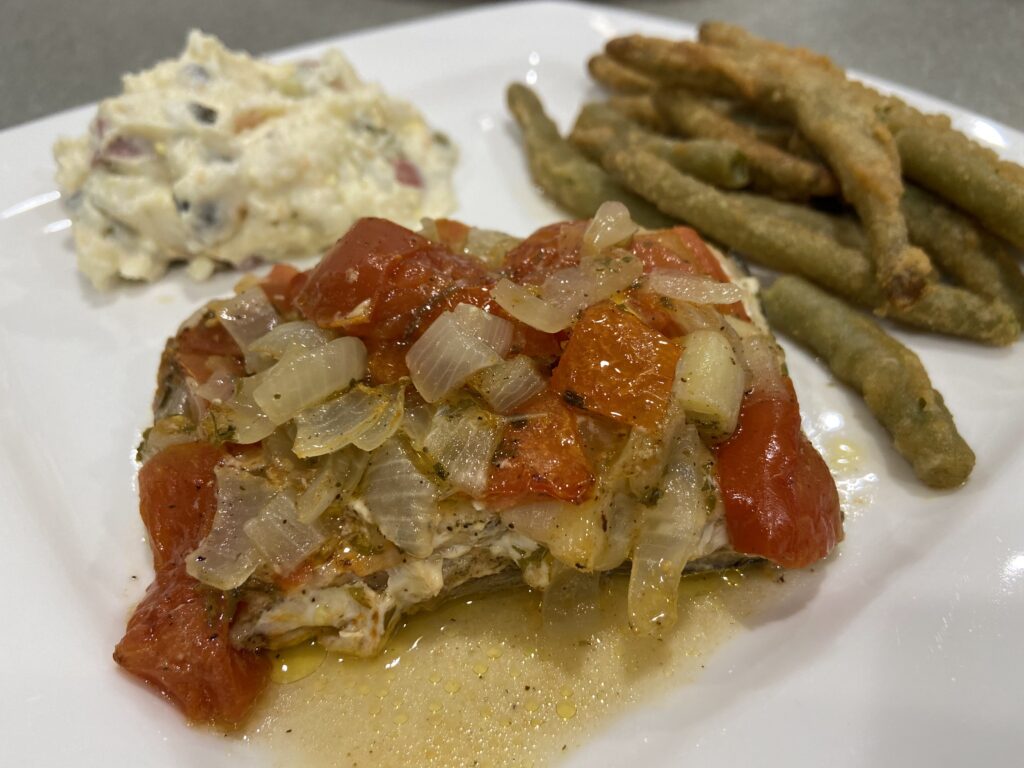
653 88 837 199
901 186 1024 324
607 94 670 132
878 98 1024 251
588 54 655 93
505 84 672 228
597 148 1019 345
729 192 868 251
762 276 975 489
570 103 750 189
605 33 934 308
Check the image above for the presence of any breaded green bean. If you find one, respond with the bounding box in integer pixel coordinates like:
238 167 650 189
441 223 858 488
606 33 934 308
607 94 670 132
730 192 868 251
654 88 837 199
570 103 750 189
505 84 672 228
597 148 1019 345
588 54 655 93
762 276 975 489
879 98 1024 251
902 186 1024 324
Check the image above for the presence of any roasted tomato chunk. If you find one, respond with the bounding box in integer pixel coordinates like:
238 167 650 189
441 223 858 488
502 220 587 284
174 316 244 384
550 302 680 430
295 218 488 340
715 379 843 568
114 564 268 727
117 442 269 726
260 263 308 316
488 390 594 505
138 442 225 570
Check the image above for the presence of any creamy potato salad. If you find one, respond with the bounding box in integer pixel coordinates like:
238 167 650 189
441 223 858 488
53 32 457 289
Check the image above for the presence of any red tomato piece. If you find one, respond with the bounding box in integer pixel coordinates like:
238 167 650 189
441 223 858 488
714 380 843 569
114 563 269 727
365 338 411 385
260 263 308 316
488 390 595 505
431 218 471 252
295 218 490 341
138 442 226 571
502 220 587 284
550 302 680 430
174 317 244 384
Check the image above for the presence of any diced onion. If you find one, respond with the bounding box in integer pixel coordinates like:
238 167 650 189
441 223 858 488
627 423 709 637
193 367 237 403
740 333 787 397
581 201 638 258
351 383 405 451
541 250 644 317
297 447 370 524
360 438 440 558
674 330 747 443
219 371 277 444
247 321 330 371
292 383 403 458
244 492 325 576
186 466 274 590
500 499 606 570
646 271 744 305
400 393 434 451
406 304 513 403
492 279 573 334
423 400 505 497
215 287 280 371
253 336 367 424
462 227 522 269
469 355 548 414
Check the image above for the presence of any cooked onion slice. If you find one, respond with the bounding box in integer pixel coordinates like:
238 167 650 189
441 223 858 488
215 287 280 371
186 465 275 590
406 304 513 403
492 279 573 334
292 383 403 458
244 492 325 576
193 366 237 403
297 447 370 524
361 438 440 558
646 271 744 305
352 383 405 451
247 321 330 371
220 372 277 444
581 201 638 258
423 400 505 497
542 250 644 317
253 337 367 424
741 333 787 398
628 423 710 637
469 355 548 414
400 392 434 451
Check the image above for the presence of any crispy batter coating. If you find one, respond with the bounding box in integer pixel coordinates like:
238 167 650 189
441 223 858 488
587 53 656 93
505 83 672 228
762 276 975 489
570 102 750 189
596 148 1019 345
605 31 934 308
653 88 837 199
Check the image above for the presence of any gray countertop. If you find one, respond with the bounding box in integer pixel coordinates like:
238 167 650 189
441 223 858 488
2 0 1021 131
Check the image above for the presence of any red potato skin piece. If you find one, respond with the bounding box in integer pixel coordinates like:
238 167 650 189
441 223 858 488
715 380 843 569
487 390 595 505
116 442 269 726
550 301 680 430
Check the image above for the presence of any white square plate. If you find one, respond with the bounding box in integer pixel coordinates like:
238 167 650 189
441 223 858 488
1 2 1021 765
